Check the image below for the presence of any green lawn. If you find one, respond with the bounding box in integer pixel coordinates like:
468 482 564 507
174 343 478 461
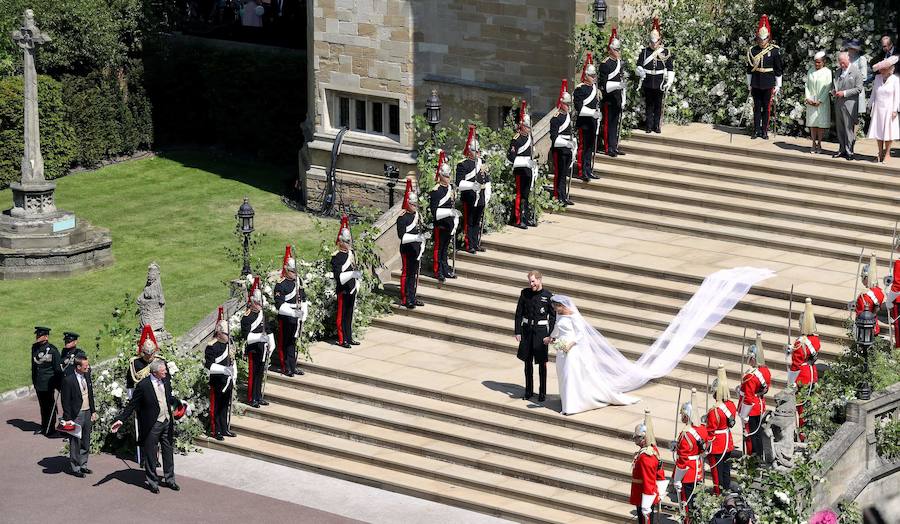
0 151 328 391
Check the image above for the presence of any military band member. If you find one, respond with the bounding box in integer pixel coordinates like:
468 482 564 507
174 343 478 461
636 18 675 134
599 27 627 157
456 125 487 253
430 150 458 281
550 79 576 205
738 335 771 457
397 178 427 309
507 100 535 229
32 326 62 436
631 410 667 524
672 388 709 523
60 331 87 377
274 247 308 377
746 14 783 139
514 271 555 402
706 364 737 495
205 310 236 440
573 53 601 181
128 325 160 394
854 253 885 335
242 278 271 408
332 216 361 348
787 300 820 438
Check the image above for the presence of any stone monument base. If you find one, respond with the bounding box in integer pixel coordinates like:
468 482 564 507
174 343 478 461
0 209 113 280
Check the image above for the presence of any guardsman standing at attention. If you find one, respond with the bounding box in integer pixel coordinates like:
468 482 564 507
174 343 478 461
242 277 271 408
599 27 627 157
507 100 535 229
397 178 427 309
456 124 485 254
636 18 675 133
514 270 555 402
205 308 236 440
672 388 709 522
60 331 87 377
573 53 601 181
274 246 308 377
706 364 737 495
430 150 459 281
550 79 576 206
787 299 821 439
32 326 62 436
631 410 667 524
128 325 160 395
332 215 362 348
854 253 885 336
739 334 771 458
746 14 783 139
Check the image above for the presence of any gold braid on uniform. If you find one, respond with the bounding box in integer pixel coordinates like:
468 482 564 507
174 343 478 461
129 356 154 384
747 43 779 71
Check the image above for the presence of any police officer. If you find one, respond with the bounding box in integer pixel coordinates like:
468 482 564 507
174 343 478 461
550 79 576 205
32 326 62 436
514 271 555 402
60 331 87 377
397 178 427 309
274 248 308 376
746 14 783 139
636 18 675 133
599 27 627 157
242 278 271 408
205 314 236 440
573 53 601 181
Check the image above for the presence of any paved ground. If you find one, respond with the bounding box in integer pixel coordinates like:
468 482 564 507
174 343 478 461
0 397 510 524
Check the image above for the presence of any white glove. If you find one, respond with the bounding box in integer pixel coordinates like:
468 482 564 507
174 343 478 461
774 75 782 96
746 73 752 87
784 343 793 355
674 480 683 493
339 271 355 284
435 208 455 221
300 301 309 322
738 401 752 420
351 270 363 280
641 493 654 516
422 230 432 241
483 182 492 205
568 139 576 150
657 480 669 498
472 181 482 193
185 403 193 417
664 71 675 90
209 363 230 376
266 334 276 352
787 369 800 384
636 66 647 79
452 209 462 218
593 108 602 120
166 361 179 375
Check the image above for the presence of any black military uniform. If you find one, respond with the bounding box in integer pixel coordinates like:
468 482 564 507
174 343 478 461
274 276 306 376
598 55 626 156
31 326 62 435
204 339 234 438
241 307 268 407
331 247 360 347
126 355 154 391
514 288 556 401
397 208 424 308
637 46 674 133
573 72 600 180
746 42 782 139
456 156 486 253
429 181 456 280
550 107 574 204
60 332 87 377
507 131 534 228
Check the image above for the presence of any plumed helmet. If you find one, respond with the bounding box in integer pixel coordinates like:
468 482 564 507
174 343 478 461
711 364 729 402
633 410 657 450
649 17 662 44
800 297 817 335
519 99 531 128
463 124 480 157
581 52 596 83
756 14 772 41
435 150 450 181
862 252 877 286
281 245 295 277
247 276 261 305
557 78 572 110
681 388 698 424
608 27 622 51
215 320 229 335
401 178 417 212
336 214 352 245
138 324 158 356
748 330 766 367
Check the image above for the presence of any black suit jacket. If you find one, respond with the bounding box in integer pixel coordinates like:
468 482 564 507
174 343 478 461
61 372 96 421
115 375 179 445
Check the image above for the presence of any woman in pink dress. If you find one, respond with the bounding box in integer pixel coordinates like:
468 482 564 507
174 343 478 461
867 56 900 163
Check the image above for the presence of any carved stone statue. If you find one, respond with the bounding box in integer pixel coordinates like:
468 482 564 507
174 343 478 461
137 262 171 342
762 385 800 470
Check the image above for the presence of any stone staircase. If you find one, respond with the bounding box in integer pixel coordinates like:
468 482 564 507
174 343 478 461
201 128 900 523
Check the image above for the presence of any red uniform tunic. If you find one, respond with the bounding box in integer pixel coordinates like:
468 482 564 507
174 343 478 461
855 286 885 335
738 366 771 418
889 275 900 348
790 334 820 387
630 445 665 506
673 425 709 484
706 401 736 455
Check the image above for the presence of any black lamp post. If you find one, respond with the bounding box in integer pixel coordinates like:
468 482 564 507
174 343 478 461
426 89 442 142
593 0 608 28
855 310 876 400
237 197 255 276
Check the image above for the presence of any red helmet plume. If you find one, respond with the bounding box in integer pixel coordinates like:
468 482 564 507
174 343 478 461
336 214 351 245
137 324 158 355
557 79 571 110
247 275 260 305
435 149 449 181
608 26 621 50
650 17 661 43
401 178 416 212
757 14 772 40
463 124 478 158
581 52 595 83
280 245 294 277
519 99 530 128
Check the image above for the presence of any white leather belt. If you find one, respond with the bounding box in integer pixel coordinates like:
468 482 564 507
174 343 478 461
606 81 622 92
645 70 665 75
686 454 701 460
714 429 730 434
578 106 596 117
513 157 532 169
554 136 572 148
522 319 549 326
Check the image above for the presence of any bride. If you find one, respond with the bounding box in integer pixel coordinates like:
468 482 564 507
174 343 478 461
547 267 774 416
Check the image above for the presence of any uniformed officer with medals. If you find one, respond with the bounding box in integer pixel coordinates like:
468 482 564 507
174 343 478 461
396 178 428 309
204 309 236 440
242 277 273 408
456 125 489 253
636 18 675 134
514 271 555 402
274 246 308 377
746 14 783 139
573 53 601 181
672 388 710 523
429 151 459 282
128 325 160 394
32 326 62 436
332 216 362 348
599 27 627 157
738 333 771 457
507 100 535 229
550 79 576 205
60 331 87 377
631 410 667 524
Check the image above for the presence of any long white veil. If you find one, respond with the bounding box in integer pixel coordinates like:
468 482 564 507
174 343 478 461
551 266 774 393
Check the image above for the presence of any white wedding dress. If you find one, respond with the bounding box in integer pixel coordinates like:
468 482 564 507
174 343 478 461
550 267 774 416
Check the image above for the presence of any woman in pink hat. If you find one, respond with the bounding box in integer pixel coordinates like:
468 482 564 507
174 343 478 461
867 55 900 162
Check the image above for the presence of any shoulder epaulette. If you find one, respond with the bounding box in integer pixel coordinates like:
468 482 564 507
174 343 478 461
331 250 340 257
243 309 252 316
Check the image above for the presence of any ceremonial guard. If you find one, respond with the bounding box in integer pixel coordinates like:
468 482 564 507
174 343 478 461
513 270 555 402
32 326 62 436
456 125 489 253
573 53 601 181
60 331 87 377
274 246 308 376
636 18 675 133
854 253 885 335
672 388 709 522
706 364 737 495
599 27 626 157
739 333 771 457
241 277 271 408
396 178 427 309
507 100 535 229
787 299 820 437
128 325 160 394
205 308 236 440
332 216 361 347
549 79 576 205
430 150 458 281
746 14 783 139
887 260 900 348
631 410 667 524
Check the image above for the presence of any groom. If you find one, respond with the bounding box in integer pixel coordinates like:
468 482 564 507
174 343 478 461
514 270 555 402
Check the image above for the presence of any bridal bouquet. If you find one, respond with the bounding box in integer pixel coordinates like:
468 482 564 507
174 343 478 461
552 338 573 354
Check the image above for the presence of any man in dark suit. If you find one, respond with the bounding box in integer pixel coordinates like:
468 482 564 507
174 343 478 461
111 359 184 493
60 355 96 477
513 270 556 402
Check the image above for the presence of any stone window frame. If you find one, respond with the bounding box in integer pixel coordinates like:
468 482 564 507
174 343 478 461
322 85 404 144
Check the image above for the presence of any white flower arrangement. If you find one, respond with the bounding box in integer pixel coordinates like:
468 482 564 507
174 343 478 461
551 338 572 354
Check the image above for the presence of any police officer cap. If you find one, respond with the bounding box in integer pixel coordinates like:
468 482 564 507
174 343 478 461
34 326 51 336
63 331 80 342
